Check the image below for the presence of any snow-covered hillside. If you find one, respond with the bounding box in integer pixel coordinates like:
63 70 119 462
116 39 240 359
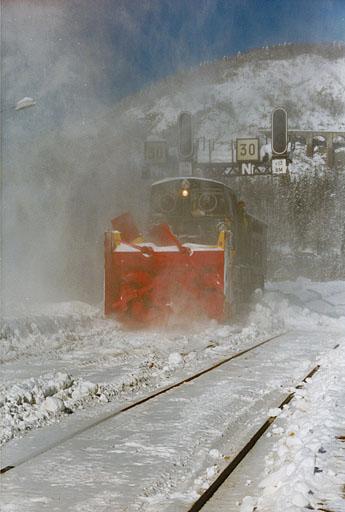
118 43 345 141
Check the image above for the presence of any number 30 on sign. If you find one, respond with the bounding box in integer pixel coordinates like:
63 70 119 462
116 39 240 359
236 138 259 162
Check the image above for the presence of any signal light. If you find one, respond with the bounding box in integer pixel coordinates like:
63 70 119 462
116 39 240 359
178 112 193 160
272 107 288 156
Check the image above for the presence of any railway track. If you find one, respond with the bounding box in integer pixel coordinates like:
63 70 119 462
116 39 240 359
1 331 286 474
2 328 333 512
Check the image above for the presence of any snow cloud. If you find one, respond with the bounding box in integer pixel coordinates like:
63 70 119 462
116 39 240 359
1 1 147 304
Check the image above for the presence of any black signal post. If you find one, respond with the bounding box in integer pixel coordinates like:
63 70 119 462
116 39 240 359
272 107 288 157
178 111 193 160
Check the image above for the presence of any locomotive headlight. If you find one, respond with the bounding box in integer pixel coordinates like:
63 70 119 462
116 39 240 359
180 179 190 198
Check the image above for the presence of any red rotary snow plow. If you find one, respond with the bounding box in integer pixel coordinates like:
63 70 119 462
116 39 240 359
104 215 225 327
104 177 267 327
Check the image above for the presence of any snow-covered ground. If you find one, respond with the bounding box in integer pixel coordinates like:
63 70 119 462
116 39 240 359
251 281 345 511
1 279 345 511
247 342 345 512
1 331 342 512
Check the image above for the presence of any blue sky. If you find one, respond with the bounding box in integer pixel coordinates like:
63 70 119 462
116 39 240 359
5 0 345 109
78 0 345 98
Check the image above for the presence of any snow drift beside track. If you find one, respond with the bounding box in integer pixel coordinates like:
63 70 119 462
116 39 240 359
0 302 102 363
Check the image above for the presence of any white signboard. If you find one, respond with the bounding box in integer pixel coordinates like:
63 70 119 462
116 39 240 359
272 158 287 175
236 138 259 162
241 163 255 175
145 140 167 163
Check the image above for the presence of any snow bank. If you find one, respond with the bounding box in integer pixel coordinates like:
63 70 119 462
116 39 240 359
0 372 101 445
0 301 103 362
249 278 345 334
242 340 345 512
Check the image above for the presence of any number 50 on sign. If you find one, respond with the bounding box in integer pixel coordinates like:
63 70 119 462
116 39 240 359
236 138 259 162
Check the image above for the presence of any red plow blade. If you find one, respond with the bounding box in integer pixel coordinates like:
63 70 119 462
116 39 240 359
104 219 224 327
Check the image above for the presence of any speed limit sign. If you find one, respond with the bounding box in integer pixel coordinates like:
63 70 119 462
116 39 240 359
236 138 259 162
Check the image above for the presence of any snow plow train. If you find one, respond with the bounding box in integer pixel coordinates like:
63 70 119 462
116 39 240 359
104 177 267 326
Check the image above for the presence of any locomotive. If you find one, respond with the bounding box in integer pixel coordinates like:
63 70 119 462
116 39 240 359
104 176 267 326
